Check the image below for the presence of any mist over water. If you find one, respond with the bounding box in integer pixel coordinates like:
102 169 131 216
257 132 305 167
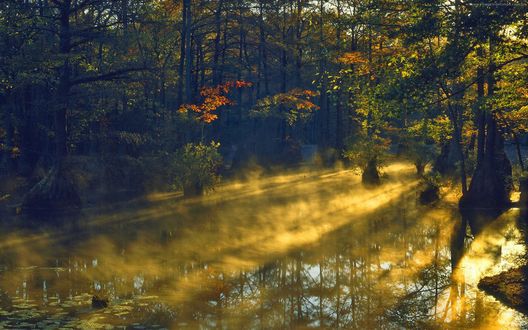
0 163 527 329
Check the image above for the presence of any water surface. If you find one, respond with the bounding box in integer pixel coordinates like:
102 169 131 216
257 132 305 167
0 164 527 329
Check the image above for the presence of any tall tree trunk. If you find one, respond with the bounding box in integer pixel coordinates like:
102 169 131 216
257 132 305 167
19 85 39 176
278 4 288 143
176 0 188 107
212 0 224 85
257 2 269 97
22 0 81 215
448 88 468 194
219 15 228 84
461 38 512 211
184 0 192 103
335 0 343 150
0 92 15 174
514 132 525 171
237 0 245 125
295 0 303 87
475 46 486 167
55 0 72 161
318 0 328 147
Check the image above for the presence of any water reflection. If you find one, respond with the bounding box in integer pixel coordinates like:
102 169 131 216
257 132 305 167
0 164 527 328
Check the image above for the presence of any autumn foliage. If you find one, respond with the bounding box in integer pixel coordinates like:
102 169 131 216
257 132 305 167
251 88 320 125
179 81 253 123
337 51 368 65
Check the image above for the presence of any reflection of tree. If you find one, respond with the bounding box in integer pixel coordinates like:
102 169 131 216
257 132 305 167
442 215 469 325
438 211 516 328
0 193 522 328
167 205 459 329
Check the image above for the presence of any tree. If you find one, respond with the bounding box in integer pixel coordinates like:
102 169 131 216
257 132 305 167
14 0 145 214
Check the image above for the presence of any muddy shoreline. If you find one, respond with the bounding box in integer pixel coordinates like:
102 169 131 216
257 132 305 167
478 266 528 315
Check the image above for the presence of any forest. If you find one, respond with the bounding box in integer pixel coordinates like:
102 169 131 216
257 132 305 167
1 0 528 329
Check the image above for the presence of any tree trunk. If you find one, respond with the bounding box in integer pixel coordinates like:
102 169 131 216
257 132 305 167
433 140 457 175
177 0 188 107
22 164 81 216
0 93 16 175
475 46 486 167
514 133 525 171
212 0 224 85
295 0 303 87
447 89 468 194
335 0 343 149
237 0 245 125
258 2 269 96
19 86 39 176
22 0 81 216
520 177 528 210
184 0 192 103
460 39 512 211
362 158 380 186
318 0 328 147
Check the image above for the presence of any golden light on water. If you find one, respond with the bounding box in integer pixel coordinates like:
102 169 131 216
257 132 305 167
1 162 528 328
435 209 528 329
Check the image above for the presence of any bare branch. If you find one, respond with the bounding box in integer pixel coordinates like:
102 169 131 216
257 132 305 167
70 67 147 86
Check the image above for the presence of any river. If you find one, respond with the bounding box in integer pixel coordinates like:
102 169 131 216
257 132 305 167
0 163 526 329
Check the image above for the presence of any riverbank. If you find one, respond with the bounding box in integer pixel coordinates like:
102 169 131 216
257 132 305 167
479 256 528 315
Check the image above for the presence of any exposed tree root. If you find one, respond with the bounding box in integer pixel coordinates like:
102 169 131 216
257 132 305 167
21 165 81 216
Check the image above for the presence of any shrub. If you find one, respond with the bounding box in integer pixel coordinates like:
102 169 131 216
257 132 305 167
403 138 438 175
419 171 441 205
343 134 389 186
172 141 222 197
344 135 389 170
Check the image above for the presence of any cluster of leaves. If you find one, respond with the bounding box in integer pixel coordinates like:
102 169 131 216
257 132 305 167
343 133 390 172
0 146 21 159
498 108 528 136
337 52 368 65
399 137 438 174
0 126 20 159
250 89 319 126
423 170 442 188
114 131 149 146
407 117 451 144
172 141 222 192
179 81 252 123
494 63 528 137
